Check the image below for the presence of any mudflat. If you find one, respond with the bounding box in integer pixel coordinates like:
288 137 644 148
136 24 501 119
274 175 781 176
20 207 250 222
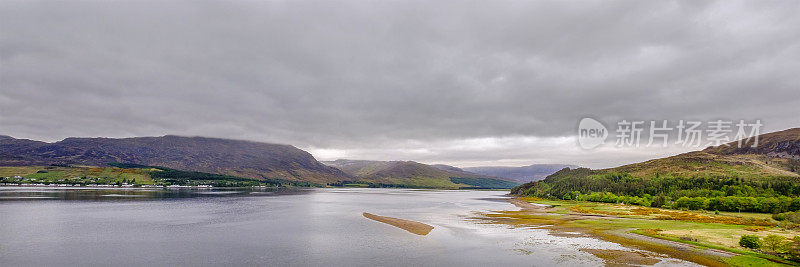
363 212 434 235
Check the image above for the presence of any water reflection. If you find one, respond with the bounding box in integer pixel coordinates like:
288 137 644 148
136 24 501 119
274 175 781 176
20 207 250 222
0 186 310 201
0 187 697 266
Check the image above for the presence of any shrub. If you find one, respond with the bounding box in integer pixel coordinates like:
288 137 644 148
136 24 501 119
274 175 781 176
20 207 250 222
788 236 800 260
640 228 662 236
740 235 761 249
773 211 800 224
778 221 800 230
744 226 767 232
674 197 708 210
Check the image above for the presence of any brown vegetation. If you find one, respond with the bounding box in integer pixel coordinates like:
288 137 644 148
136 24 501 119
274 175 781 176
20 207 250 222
568 205 776 226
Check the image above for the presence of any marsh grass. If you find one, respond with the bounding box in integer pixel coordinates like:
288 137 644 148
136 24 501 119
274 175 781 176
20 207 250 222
483 198 800 266
568 204 776 226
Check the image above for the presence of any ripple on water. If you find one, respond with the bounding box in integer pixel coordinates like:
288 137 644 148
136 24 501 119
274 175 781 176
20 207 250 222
0 196 57 199
195 191 241 195
101 194 148 197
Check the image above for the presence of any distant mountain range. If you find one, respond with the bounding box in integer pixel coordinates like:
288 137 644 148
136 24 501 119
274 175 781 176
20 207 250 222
0 135 522 188
0 135 346 184
461 164 580 182
323 159 519 189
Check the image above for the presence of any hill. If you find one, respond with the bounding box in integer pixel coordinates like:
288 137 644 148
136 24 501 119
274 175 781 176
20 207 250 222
0 135 348 184
0 164 302 187
704 127 800 159
462 164 580 182
512 128 800 213
323 159 519 189
428 164 515 179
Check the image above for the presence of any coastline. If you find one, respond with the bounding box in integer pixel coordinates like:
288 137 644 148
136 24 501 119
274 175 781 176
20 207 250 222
475 197 794 266
0 183 277 189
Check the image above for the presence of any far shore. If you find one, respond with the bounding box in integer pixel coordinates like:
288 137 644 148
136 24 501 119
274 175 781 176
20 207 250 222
0 184 281 189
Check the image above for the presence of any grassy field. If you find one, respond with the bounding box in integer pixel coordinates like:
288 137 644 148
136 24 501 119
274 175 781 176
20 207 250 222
1 166 155 184
481 198 799 266
536 199 795 248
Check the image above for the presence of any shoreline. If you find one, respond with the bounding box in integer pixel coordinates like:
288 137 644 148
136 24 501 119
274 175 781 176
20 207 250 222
479 197 772 266
0 184 279 189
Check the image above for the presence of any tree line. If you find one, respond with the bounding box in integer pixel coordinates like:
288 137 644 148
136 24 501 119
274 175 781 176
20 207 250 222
513 168 800 213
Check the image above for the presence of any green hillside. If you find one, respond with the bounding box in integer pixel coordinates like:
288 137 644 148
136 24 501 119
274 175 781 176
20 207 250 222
324 159 520 189
0 165 154 185
0 164 313 187
0 135 348 184
513 128 800 213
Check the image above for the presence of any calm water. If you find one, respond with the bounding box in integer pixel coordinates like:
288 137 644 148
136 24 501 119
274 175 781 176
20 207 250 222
0 187 694 266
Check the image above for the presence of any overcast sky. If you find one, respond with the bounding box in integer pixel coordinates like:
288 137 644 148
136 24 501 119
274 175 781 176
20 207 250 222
1 1 799 168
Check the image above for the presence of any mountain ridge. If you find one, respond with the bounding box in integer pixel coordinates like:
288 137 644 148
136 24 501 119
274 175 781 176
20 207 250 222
512 127 800 196
323 159 519 188
462 164 580 182
704 127 800 159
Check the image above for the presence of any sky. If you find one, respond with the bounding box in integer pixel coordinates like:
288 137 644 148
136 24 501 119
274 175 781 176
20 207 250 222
1 1 799 169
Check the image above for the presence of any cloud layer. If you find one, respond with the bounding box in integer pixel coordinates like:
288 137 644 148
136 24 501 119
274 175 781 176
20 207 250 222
2 0 799 168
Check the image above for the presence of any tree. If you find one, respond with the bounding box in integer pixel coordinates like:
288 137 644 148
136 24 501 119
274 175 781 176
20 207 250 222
787 236 800 260
763 235 785 252
651 194 666 208
740 235 761 249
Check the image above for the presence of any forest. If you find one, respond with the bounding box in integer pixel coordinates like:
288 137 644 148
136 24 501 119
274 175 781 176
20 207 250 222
512 167 800 213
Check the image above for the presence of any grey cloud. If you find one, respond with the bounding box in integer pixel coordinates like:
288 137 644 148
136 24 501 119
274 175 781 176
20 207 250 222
1 0 799 167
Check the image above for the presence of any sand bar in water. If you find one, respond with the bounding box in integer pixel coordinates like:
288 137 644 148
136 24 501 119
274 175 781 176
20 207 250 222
363 212 434 235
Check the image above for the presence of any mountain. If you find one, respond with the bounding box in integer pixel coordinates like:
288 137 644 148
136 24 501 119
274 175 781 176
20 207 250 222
462 164 580 182
512 128 800 196
323 159 520 189
0 135 348 184
430 164 466 173
704 127 800 159
428 164 510 179
549 127 800 182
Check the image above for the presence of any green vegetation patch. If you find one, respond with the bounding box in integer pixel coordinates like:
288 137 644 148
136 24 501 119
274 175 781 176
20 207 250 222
449 177 519 189
726 255 789 267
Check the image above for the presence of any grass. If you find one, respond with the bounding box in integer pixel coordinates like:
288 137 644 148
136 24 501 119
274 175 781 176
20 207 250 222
633 230 794 266
574 217 744 231
478 209 734 266
573 207 784 245
510 198 800 266
609 152 799 179
726 255 790 267
1 166 154 184
0 166 43 177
